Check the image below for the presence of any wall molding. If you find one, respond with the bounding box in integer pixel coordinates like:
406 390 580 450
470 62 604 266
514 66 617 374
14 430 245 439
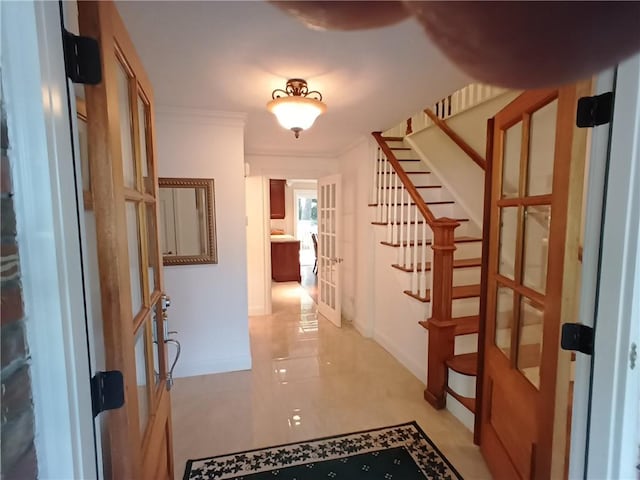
173 353 252 379
373 329 426 384
156 105 247 127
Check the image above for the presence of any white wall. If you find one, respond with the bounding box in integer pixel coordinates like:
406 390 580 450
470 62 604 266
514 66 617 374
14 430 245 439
246 153 339 179
245 176 271 316
337 137 376 330
337 136 430 383
408 91 520 227
156 107 251 377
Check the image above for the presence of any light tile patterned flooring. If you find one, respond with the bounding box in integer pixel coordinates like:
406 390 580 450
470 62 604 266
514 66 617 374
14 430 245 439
171 281 491 479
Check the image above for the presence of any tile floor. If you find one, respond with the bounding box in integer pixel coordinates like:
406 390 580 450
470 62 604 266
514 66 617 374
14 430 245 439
171 281 491 479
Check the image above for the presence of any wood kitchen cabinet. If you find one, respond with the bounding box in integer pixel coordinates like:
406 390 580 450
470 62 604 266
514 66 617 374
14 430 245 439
270 179 286 219
271 238 301 282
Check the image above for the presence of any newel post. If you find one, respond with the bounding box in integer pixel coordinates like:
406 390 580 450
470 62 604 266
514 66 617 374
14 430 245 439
424 217 459 409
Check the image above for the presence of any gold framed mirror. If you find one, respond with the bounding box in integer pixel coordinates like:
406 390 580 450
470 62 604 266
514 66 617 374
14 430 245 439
158 177 217 265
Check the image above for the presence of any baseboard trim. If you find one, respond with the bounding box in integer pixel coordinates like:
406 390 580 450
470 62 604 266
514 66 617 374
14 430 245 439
173 354 252 379
373 329 426 384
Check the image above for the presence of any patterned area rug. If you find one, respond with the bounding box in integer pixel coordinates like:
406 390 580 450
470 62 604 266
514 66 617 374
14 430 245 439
183 421 462 479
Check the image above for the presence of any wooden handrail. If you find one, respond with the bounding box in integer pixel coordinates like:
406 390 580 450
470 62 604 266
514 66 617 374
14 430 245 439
372 132 436 225
372 131 462 412
424 108 486 171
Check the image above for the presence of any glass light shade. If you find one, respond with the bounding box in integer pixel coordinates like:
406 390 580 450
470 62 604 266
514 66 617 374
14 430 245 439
267 96 327 131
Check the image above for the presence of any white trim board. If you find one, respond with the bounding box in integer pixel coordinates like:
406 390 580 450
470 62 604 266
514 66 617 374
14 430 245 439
173 354 252 379
584 53 640 480
2 1 97 478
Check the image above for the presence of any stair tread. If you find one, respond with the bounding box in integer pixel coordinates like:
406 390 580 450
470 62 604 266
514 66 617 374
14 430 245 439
381 236 481 248
377 171 431 175
445 387 476 413
403 283 481 303
446 352 478 376
368 200 454 207
380 136 404 141
392 257 482 272
373 218 469 226
390 147 412 150
418 315 479 336
378 158 421 162
383 185 442 189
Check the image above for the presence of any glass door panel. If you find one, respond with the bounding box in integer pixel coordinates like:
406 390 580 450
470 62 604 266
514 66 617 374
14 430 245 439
125 201 144 315
523 205 551 293
137 94 155 194
133 319 152 436
498 207 518 279
116 62 136 189
517 297 544 389
501 121 522 198
527 100 558 196
494 285 514 358
145 203 160 298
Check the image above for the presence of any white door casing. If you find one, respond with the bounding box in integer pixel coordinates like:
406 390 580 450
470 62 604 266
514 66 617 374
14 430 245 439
318 174 342 327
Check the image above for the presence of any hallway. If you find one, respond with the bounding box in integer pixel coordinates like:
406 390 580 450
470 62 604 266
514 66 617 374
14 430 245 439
171 282 491 479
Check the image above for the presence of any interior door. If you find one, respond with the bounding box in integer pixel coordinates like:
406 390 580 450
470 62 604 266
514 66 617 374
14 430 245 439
78 2 173 478
317 174 342 327
480 83 590 479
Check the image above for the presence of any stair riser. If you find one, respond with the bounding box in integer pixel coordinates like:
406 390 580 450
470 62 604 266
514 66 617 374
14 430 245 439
394 149 423 160
385 140 406 149
375 222 474 240
452 297 480 318
448 369 476 399
452 267 481 286
391 240 482 261
382 202 463 219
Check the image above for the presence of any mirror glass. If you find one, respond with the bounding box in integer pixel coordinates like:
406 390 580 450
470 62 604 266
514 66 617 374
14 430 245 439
158 178 217 265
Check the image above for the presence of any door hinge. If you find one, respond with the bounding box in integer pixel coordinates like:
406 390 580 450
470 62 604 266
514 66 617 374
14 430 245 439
576 92 613 128
561 323 594 355
62 29 102 85
91 371 125 417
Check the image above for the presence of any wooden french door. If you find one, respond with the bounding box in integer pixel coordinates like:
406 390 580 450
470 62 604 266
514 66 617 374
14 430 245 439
78 2 173 478
480 83 590 479
317 174 342 327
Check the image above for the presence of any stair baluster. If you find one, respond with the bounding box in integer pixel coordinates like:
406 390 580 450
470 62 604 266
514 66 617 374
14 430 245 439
398 187 405 266
392 171 399 244
412 206 419 294
420 221 428 299
386 157 393 243
372 147 380 207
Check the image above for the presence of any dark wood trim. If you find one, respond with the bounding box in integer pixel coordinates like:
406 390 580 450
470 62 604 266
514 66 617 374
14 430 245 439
372 132 437 225
474 116 494 445
423 218 460 408
424 108 486 170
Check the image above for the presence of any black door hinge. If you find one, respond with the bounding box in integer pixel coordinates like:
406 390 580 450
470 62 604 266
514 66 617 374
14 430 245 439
561 323 594 355
576 92 613 128
63 29 102 85
91 371 125 417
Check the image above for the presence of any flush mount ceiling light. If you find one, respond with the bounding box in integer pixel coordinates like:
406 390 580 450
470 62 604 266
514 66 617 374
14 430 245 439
267 79 327 138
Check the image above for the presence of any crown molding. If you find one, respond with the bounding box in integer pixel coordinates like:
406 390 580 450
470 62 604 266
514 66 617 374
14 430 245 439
244 149 337 159
155 105 247 127
334 134 370 158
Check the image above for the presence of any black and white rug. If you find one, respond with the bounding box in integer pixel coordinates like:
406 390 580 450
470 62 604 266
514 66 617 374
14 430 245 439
183 421 463 479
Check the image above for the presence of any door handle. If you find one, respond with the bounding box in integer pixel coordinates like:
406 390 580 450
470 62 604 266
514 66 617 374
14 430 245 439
330 257 344 264
165 335 181 391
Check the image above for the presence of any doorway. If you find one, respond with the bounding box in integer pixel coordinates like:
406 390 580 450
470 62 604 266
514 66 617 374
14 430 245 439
293 186 318 302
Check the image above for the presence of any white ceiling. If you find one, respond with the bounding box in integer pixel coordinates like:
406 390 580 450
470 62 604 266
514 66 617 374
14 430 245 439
116 1 471 157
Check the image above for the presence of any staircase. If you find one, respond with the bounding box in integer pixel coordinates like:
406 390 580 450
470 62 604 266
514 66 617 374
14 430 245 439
369 132 482 427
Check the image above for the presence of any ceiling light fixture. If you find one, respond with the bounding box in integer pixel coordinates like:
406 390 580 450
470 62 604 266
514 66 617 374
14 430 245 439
267 79 326 138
